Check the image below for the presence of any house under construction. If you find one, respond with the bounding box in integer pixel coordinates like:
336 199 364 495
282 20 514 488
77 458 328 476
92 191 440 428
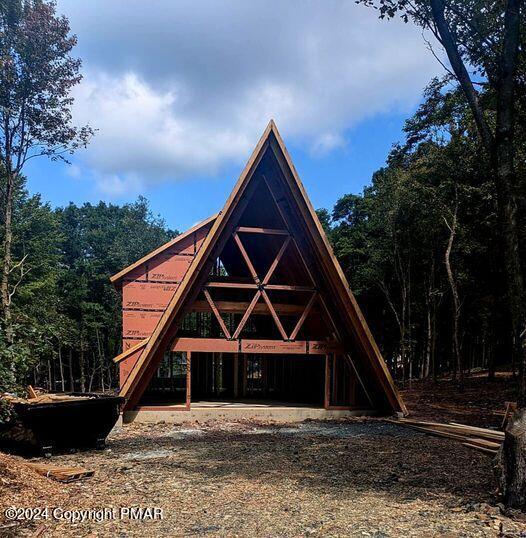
112 121 406 423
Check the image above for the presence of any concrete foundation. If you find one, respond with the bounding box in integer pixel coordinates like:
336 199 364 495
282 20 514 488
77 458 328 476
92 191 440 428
123 405 376 424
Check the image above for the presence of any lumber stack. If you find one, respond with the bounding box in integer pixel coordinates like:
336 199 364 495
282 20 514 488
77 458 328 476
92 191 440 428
388 418 503 456
26 462 94 483
1 392 95 405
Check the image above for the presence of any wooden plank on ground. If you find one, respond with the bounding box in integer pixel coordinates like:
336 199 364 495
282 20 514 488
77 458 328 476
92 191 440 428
462 442 498 455
27 463 94 483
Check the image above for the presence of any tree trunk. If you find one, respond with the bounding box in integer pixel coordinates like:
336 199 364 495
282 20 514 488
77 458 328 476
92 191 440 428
444 203 463 390
58 345 65 392
68 348 74 392
497 408 526 508
424 259 436 379
424 301 432 379
79 347 86 393
47 359 52 392
490 0 526 508
432 297 438 382
1 169 14 345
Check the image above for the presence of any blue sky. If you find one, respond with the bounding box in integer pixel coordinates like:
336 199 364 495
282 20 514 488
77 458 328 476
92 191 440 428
25 1 441 232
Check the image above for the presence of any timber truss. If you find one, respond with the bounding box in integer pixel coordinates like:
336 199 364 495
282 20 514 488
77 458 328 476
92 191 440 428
204 226 317 341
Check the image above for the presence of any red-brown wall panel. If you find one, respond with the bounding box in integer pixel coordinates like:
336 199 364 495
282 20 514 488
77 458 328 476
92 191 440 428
119 348 143 386
147 255 193 282
122 282 179 310
122 310 162 339
119 222 212 388
122 338 144 351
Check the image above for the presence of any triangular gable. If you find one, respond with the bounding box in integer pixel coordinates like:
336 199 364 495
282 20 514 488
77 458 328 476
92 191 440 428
120 120 406 414
110 214 217 286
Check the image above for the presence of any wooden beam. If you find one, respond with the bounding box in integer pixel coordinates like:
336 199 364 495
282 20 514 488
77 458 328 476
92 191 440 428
241 339 307 354
261 290 288 340
189 300 318 316
170 337 343 354
186 351 192 410
205 281 258 289
232 291 261 339
233 232 260 283
113 339 148 363
344 353 374 408
172 338 239 353
120 126 272 406
242 355 247 397
324 355 330 409
234 353 239 397
265 284 315 292
289 292 317 341
309 341 343 354
267 134 406 414
262 236 291 285
203 288 232 339
236 226 289 235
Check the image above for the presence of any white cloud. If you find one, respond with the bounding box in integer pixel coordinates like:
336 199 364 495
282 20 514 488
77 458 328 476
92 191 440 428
65 163 82 179
73 72 253 194
59 0 442 195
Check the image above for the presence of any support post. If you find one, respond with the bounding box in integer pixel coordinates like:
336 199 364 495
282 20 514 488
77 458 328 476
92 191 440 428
324 354 330 409
242 355 247 397
186 351 192 410
234 353 239 398
332 354 338 403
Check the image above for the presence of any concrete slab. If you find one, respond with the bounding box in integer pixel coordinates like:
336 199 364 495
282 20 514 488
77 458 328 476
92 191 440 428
123 406 377 424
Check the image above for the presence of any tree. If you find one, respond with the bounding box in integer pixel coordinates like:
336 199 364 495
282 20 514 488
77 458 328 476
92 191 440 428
0 0 92 345
358 0 526 507
0 177 62 391
0 189 175 398
54 198 174 393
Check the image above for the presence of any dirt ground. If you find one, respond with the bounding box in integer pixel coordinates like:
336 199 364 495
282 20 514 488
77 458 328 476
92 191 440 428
2 417 526 538
400 371 518 427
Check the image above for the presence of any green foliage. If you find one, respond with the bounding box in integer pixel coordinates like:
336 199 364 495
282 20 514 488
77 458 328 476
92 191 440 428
0 0 93 168
326 80 517 379
0 182 175 393
356 0 524 89
0 397 14 424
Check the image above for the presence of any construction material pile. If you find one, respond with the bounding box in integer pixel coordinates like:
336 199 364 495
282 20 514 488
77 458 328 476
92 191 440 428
26 462 94 483
2 392 95 405
389 418 503 455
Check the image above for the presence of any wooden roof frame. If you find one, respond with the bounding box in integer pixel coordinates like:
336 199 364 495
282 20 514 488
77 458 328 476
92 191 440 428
118 120 406 414
110 213 218 285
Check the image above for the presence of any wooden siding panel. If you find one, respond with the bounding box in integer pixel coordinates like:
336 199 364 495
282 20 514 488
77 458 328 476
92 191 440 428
123 311 162 339
119 348 143 386
122 338 145 351
147 255 193 282
120 224 211 353
123 282 179 310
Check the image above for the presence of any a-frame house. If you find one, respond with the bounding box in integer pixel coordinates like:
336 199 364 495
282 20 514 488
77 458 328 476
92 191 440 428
112 121 406 422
